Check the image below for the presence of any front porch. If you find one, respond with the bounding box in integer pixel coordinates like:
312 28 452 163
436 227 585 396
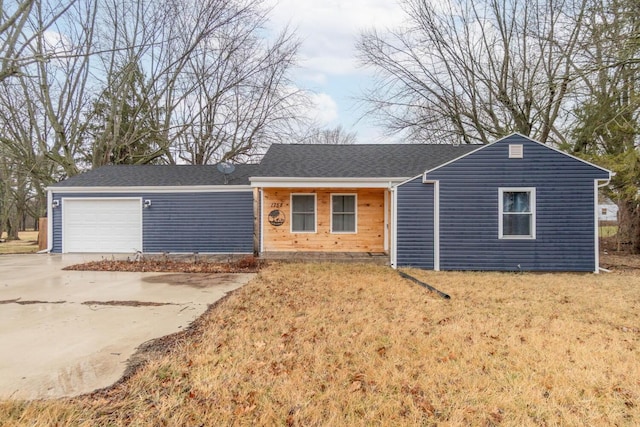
260 251 389 265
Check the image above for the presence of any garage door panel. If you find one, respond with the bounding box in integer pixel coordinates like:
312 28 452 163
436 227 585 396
63 199 142 253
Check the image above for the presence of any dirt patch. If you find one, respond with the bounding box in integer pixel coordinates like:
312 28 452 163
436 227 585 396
600 236 640 272
142 273 242 288
63 255 265 274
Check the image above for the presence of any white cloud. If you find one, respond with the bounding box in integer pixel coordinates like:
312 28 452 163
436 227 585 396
308 92 339 125
267 0 405 79
265 0 407 143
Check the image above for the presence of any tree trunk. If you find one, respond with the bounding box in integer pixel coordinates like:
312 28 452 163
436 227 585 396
616 199 640 253
5 214 20 240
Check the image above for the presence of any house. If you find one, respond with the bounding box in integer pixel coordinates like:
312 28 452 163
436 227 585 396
47 134 612 272
598 196 618 222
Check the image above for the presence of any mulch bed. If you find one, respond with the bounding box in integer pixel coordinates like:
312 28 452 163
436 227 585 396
63 255 265 274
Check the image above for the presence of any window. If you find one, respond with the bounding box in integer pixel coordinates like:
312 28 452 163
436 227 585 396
291 194 316 232
331 194 356 233
499 188 535 239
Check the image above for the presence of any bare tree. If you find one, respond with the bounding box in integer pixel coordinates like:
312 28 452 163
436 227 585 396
300 125 357 145
570 0 640 251
0 0 304 234
89 0 303 166
358 0 589 144
175 26 302 164
0 1 78 82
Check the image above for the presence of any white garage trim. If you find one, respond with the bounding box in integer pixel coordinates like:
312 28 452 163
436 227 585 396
62 197 143 253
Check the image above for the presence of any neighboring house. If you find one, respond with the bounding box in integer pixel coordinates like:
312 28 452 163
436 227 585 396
47 134 612 272
599 196 619 222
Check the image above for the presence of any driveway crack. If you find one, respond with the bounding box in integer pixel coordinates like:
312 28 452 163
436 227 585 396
81 300 176 307
0 298 66 305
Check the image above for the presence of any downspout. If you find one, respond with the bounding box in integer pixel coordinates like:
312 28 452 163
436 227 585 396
433 180 440 271
595 177 612 273
390 185 397 269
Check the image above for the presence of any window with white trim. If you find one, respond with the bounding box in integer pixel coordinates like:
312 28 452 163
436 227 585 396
331 194 356 233
291 194 316 232
499 188 536 239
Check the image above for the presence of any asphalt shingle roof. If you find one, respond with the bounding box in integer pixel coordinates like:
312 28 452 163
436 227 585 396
50 164 260 187
50 144 480 187
255 143 479 178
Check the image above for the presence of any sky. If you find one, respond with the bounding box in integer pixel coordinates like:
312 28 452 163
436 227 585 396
265 0 407 144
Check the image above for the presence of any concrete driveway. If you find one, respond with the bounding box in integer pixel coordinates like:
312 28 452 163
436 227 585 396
0 254 253 400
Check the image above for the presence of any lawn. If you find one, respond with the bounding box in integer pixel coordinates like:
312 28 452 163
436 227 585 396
1 263 638 425
0 231 39 254
599 224 618 238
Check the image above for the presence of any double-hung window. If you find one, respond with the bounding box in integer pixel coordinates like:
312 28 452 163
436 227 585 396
291 194 316 232
499 188 536 239
331 194 356 233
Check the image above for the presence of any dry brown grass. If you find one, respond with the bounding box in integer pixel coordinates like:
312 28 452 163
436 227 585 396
1 263 639 426
0 231 39 254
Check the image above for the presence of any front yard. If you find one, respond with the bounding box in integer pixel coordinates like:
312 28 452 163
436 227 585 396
0 231 39 255
1 262 638 425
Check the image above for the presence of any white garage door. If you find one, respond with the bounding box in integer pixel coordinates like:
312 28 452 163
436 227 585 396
63 198 142 253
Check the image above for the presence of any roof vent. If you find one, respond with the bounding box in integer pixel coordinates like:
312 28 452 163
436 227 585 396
509 144 523 159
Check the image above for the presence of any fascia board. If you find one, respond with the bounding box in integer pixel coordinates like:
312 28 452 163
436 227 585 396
250 177 406 188
47 185 253 193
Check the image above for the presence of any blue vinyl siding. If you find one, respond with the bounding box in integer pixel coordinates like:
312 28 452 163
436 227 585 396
396 135 610 272
396 178 434 269
51 191 254 253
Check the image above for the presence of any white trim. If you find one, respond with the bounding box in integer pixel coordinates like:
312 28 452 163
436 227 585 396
260 189 264 254
423 133 611 181
290 193 317 233
423 145 485 179
250 177 405 188
394 174 423 186
432 181 441 271
594 180 599 274
498 188 536 239
595 177 611 273
383 190 389 252
62 197 143 253
330 193 357 234
390 186 398 268
47 185 252 193
422 180 441 271
46 190 53 252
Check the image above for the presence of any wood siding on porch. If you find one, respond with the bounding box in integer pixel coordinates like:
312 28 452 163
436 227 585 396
262 188 386 252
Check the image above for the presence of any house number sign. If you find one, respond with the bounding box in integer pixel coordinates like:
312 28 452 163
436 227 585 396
268 209 286 226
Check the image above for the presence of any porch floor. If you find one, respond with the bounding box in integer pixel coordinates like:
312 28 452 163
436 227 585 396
260 252 389 265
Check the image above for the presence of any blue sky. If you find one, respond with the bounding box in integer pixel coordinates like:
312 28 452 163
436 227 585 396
266 0 407 143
